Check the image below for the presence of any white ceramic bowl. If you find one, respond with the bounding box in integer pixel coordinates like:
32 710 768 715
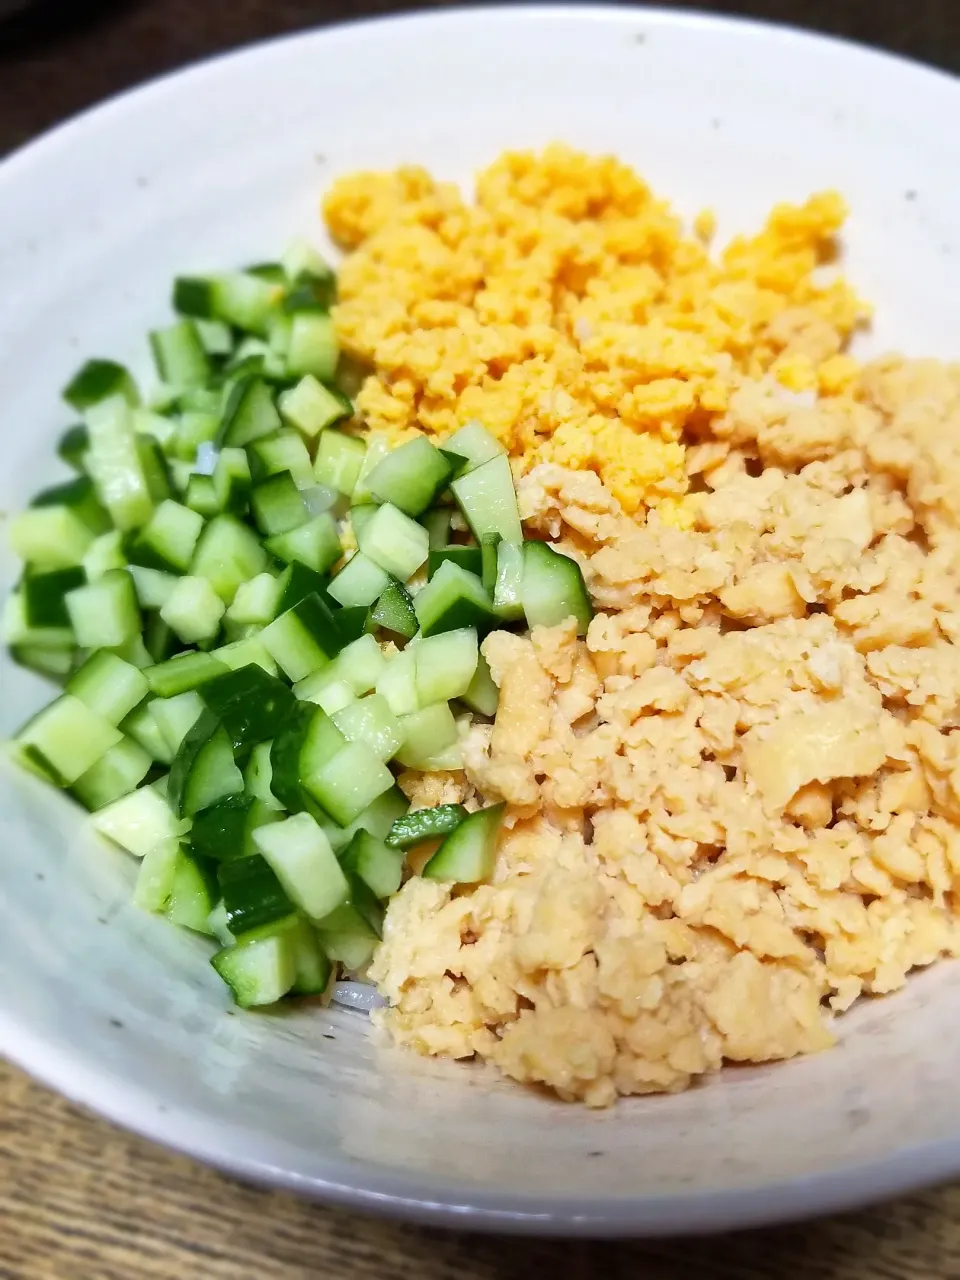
2 5 960 1237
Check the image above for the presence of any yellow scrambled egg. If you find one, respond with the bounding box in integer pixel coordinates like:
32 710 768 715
323 150 960 1106
324 144 867 515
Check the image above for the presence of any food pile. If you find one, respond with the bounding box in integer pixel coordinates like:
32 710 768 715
7 146 960 1107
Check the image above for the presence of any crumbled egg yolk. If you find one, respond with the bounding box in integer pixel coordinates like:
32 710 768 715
324 145 868 516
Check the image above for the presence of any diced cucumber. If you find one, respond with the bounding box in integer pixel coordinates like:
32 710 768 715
244 740 284 810
133 837 181 912
289 918 334 996
251 471 308 536
480 534 500 594
168 410 220 462
225 345 268 382
91 784 184 856
115 633 154 670
31 475 110 535
319 786 408 854
349 503 378 541
270 703 346 813
368 581 418 640
175 271 282 335
254 812 350 922
72 737 153 810
395 703 461 771
160 575 226 643
121 702 173 764
356 502 429 581
444 422 505 471
22 567 86 629
219 376 281 448
136 435 174 507
248 429 314 489
189 794 281 861
195 318 233 357
414 628 479 704
287 312 338 380
314 430 365 495
144 651 228 698
340 828 404 899
166 850 218 934
10 642 77 683
149 319 211 389
314 873 383 965
386 803 468 850
261 592 342 681
423 509 454 557
217 854 296 940
332 693 403 761
307 741 394 827
428 546 483 579
83 530 127 581
461 653 499 716
493 541 525 620
327 552 389 608
521 540 593 635
65 569 140 649
211 635 277 676
142 613 179 663
334 633 385 695
274 561 331 615
184 473 219 518
63 359 139 411
58 423 90 471
423 803 505 883
200 664 296 756
265 513 341 575
248 261 286 284
191 514 268 604
83 396 155 530
225 572 282 627
282 238 335 285
151 690 205 756
8 505 94 570
451 453 522 544
206 898 234 945
376 647 420 716
335 606 369 646
280 376 351 437
211 931 296 1008
295 666 357 716
366 437 454 517
177 386 222 415
67 651 149 725
133 408 177 452
413 559 496 638
128 565 178 610
168 710 244 817
213 448 252 515
316 929 376 972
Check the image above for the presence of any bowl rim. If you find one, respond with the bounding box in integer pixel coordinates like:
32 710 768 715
2 2 960 1236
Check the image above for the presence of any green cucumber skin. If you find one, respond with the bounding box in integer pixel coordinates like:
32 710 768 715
218 854 296 939
385 803 468 850
423 803 506 883
200 664 297 757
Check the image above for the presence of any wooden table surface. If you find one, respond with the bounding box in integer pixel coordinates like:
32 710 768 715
2 1 960 1276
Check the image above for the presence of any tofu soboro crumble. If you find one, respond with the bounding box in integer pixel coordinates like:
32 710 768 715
325 147 960 1106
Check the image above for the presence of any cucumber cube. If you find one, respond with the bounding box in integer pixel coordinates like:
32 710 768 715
16 694 123 785
356 502 429 581
160 575 226 643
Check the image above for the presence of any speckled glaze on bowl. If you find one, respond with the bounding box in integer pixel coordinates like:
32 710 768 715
2 5 960 1237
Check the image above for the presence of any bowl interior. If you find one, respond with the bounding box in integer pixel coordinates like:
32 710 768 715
1 6 959 1235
